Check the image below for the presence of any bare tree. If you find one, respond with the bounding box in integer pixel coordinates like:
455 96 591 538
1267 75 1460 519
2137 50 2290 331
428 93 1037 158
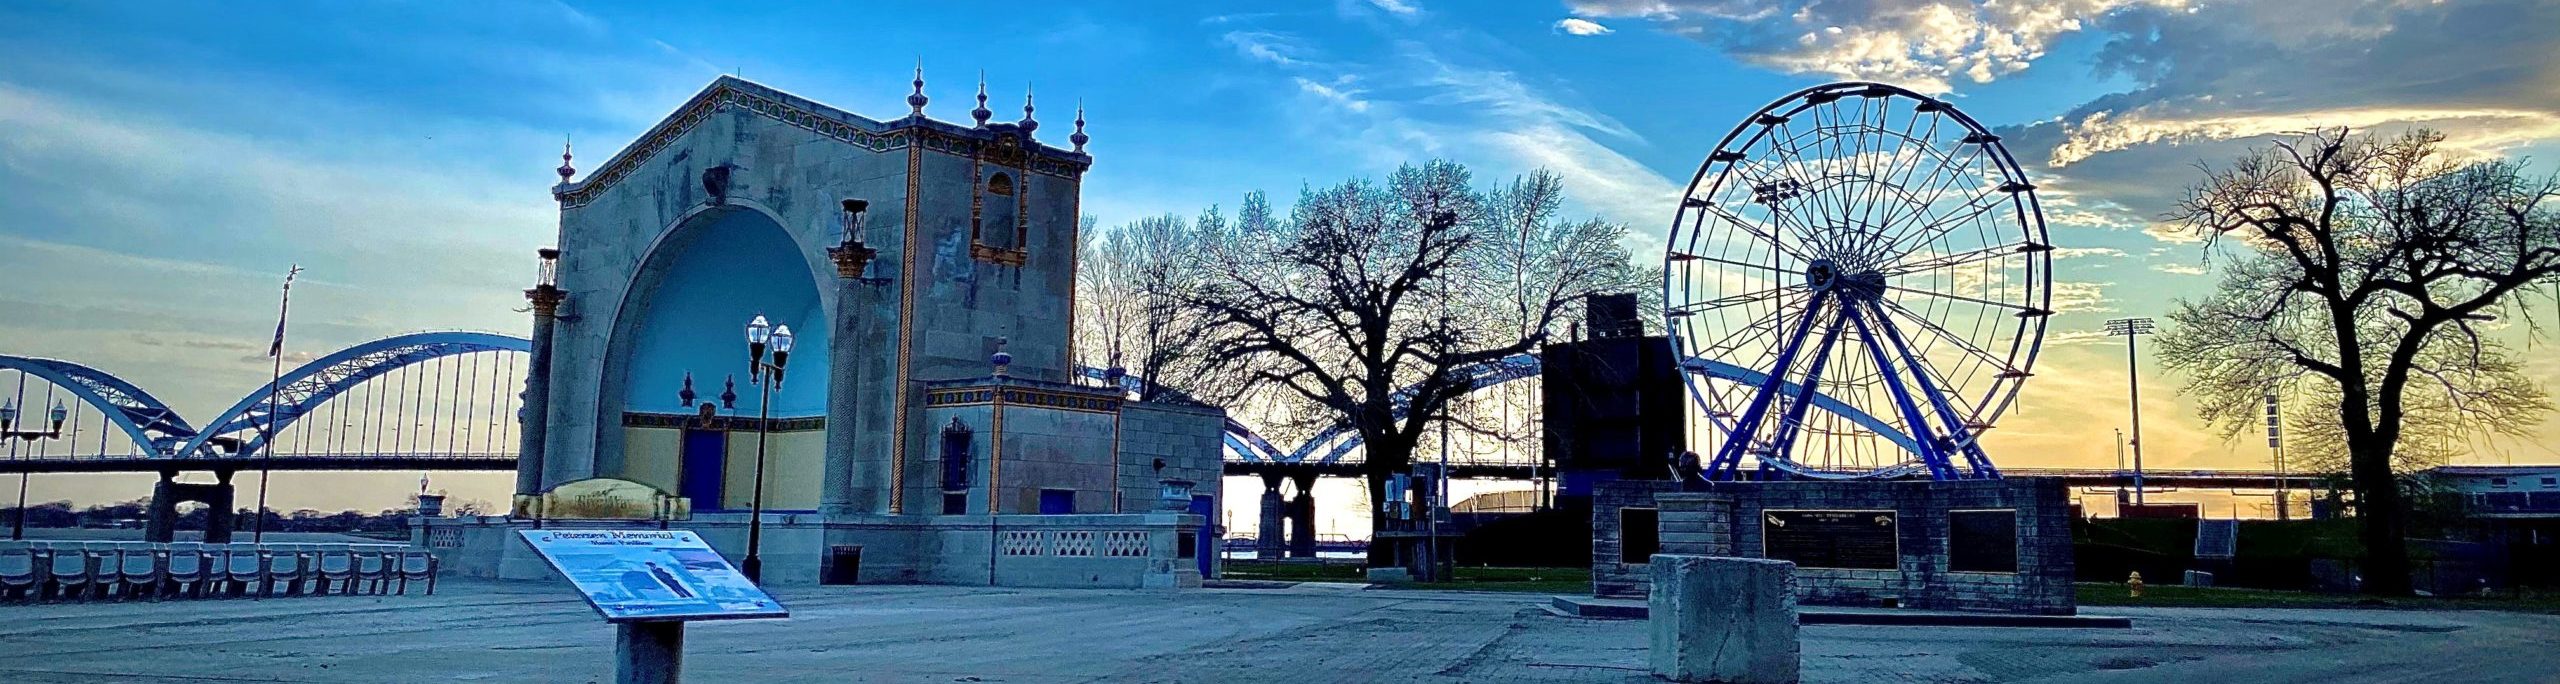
1076 213 1224 402
2155 129 2560 595
1179 161 1641 564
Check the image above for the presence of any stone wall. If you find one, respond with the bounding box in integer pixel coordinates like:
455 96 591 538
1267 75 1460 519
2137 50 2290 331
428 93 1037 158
1116 401 1226 513
1591 479 1682 598
419 511 1202 589
1593 478 2076 615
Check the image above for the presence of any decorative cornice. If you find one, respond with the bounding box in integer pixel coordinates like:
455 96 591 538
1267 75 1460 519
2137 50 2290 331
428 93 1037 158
622 411 824 432
556 76 1092 210
924 380 1122 414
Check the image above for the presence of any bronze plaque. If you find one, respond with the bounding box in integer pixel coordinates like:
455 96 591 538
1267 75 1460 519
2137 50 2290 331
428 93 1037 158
1762 509 1898 570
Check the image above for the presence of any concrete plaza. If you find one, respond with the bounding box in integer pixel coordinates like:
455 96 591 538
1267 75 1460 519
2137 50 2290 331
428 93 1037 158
3 580 2556 683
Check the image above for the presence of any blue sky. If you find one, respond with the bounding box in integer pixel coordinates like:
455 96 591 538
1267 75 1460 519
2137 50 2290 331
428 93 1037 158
5 0 2559 512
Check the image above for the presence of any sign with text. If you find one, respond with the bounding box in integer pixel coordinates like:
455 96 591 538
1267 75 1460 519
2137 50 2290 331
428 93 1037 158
1761 509 1898 570
519 530 787 623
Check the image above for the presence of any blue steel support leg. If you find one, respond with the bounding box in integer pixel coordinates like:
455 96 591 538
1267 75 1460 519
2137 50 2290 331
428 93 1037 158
1863 301 1999 478
1844 306 1958 480
1760 312 1850 474
1709 291 1833 481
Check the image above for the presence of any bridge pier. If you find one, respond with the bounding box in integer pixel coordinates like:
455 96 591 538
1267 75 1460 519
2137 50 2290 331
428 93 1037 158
146 470 236 544
1257 473 1285 560
1287 471 1316 558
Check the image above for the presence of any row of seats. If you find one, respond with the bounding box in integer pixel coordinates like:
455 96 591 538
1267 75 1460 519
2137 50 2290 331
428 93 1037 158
0 540 439 602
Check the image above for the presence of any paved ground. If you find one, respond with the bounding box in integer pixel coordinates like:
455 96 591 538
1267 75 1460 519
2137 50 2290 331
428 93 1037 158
3 580 2556 683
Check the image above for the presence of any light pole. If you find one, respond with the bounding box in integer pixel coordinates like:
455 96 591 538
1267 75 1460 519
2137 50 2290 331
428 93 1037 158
740 315 794 584
2 399 68 540
2114 427 2127 508
2266 389 2288 520
2105 317 2156 506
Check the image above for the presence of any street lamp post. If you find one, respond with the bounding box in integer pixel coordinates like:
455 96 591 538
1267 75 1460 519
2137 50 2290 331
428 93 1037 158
2105 318 2156 507
740 315 794 584
2266 390 2288 520
2 399 68 540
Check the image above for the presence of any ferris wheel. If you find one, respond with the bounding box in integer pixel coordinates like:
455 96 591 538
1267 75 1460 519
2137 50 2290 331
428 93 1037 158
1664 82 2051 481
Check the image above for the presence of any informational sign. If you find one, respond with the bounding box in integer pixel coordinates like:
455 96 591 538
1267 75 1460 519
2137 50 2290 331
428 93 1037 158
1761 509 1898 570
518 530 787 623
1947 509 2019 573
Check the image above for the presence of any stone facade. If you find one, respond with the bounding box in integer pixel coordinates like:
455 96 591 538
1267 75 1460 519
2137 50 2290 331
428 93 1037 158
477 76 1225 588
1595 479 2076 615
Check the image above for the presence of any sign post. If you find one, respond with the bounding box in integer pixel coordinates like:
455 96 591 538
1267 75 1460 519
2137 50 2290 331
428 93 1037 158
518 530 788 684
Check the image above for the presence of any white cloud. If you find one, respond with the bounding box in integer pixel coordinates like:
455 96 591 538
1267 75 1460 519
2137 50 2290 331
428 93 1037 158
2150 262 2207 276
1223 31 1311 67
2050 107 2560 168
1293 77 1370 112
1555 18 1615 36
1221 29 1680 246
1986 0 2560 250
1566 0 2189 93
2047 329 2113 346
2049 247 2125 260
1367 0 1422 16
2051 281 2114 313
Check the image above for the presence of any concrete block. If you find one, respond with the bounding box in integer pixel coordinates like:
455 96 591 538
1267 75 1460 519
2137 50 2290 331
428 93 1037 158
1650 555 1799 684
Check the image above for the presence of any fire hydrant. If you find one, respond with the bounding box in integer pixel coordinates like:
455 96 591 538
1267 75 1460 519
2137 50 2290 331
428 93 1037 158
2127 571 2145 598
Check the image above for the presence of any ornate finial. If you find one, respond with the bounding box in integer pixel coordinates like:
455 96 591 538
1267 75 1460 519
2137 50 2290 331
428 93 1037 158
1070 100 1089 153
991 337 1013 378
720 374 739 410
557 139 575 183
971 72 992 128
1019 85 1039 136
679 372 697 408
907 62 928 117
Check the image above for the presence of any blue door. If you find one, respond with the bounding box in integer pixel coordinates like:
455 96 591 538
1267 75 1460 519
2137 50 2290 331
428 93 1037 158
1189 494 1217 575
1039 489 1076 515
680 429 726 509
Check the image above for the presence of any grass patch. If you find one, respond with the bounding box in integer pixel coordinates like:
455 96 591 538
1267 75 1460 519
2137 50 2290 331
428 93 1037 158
2077 582 2560 614
1222 561 1591 593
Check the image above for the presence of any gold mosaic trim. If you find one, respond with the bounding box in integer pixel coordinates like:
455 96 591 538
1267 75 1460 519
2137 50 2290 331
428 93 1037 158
621 411 824 432
925 386 1121 414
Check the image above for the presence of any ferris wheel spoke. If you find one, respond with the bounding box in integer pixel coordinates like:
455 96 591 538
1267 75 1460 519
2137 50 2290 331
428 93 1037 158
1877 190 2013 263
1886 284 2046 314
1762 118 1848 251
1692 300 1795 356
1860 302 1994 473
1668 283 1808 318
1693 203 1817 262
1741 130 1839 257
1883 240 2041 277
1873 143 1990 243
1872 298 2016 383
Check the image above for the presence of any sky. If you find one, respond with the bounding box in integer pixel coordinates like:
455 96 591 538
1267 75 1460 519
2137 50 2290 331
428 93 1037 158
4 0 2560 521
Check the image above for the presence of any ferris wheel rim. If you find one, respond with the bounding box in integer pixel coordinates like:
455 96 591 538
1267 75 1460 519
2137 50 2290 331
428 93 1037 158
1662 81 2053 479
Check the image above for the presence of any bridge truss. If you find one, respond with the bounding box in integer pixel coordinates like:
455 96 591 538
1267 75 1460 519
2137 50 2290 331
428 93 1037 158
1 332 528 472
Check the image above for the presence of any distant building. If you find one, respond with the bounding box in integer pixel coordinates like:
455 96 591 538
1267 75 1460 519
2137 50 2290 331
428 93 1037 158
2425 465 2560 519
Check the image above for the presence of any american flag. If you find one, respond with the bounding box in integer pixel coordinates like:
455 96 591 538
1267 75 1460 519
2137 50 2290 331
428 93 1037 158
269 265 302 357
